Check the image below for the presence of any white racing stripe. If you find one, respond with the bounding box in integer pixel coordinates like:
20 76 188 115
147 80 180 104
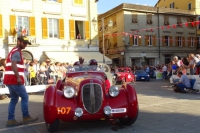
6 63 24 68
4 71 24 76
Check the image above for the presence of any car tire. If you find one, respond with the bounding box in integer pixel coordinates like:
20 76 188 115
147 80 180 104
46 119 59 132
119 111 138 125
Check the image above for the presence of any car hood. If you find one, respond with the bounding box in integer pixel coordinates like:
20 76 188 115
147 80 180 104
136 73 148 76
64 72 105 92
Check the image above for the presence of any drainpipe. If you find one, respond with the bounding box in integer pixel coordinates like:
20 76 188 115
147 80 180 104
157 7 161 63
87 0 92 48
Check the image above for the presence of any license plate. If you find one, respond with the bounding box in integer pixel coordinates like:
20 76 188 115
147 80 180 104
111 108 126 113
141 77 145 79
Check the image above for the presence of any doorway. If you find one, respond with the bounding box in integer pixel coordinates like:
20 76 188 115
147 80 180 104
112 58 119 67
165 55 171 65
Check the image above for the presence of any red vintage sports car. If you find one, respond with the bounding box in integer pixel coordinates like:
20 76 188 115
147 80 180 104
115 67 135 84
43 65 138 132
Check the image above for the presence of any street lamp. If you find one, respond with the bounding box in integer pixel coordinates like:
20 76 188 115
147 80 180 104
92 17 113 63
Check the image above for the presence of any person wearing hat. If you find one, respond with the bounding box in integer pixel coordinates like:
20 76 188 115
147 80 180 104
3 36 38 127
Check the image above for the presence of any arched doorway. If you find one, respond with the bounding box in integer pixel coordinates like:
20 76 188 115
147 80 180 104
22 50 33 61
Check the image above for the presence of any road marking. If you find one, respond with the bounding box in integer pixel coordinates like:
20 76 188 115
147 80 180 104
0 122 45 131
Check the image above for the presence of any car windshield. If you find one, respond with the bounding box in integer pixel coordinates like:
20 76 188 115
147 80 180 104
67 64 109 73
117 69 127 72
135 70 146 74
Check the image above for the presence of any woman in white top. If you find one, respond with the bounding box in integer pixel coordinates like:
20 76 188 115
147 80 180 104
39 62 48 84
185 54 196 75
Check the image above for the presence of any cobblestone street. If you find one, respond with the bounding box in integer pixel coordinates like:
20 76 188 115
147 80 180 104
0 79 200 133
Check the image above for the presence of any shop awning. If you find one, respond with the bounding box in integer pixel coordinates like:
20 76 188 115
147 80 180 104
44 51 112 64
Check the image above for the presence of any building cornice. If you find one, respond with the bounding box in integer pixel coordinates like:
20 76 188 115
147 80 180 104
98 3 196 20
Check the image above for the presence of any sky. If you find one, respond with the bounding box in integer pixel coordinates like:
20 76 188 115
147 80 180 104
97 0 158 14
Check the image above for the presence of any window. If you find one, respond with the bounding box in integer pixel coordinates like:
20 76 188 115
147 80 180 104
188 3 191 10
132 12 138 23
74 0 83 5
133 35 138 46
69 20 90 40
188 17 195 28
112 14 117 26
147 14 153 24
170 2 174 8
17 16 29 36
164 36 169 46
177 16 182 27
75 21 84 39
164 15 169 25
48 18 58 38
148 36 152 46
178 36 182 47
191 37 195 47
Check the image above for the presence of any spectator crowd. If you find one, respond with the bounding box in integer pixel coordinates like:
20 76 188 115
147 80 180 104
110 53 200 80
1 53 200 87
0 57 80 86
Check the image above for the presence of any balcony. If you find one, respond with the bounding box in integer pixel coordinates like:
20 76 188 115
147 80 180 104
8 36 39 47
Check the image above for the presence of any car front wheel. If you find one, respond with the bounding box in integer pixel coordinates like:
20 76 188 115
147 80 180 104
46 119 59 132
119 112 138 125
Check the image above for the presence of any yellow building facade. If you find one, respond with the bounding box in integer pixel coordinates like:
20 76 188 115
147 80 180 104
0 0 112 64
155 0 200 41
98 3 197 67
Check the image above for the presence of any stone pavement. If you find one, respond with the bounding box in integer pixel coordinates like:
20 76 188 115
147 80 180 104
0 79 200 133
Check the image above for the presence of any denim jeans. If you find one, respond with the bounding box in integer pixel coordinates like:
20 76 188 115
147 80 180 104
162 71 167 79
173 79 180 84
7 85 29 120
177 83 188 92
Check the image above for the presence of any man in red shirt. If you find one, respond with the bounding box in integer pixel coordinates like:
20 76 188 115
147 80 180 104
4 36 38 127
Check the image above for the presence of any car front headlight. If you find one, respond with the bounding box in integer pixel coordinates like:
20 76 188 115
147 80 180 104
109 86 119 97
148 75 150 77
63 86 75 98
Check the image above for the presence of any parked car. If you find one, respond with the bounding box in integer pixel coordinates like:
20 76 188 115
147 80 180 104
135 70 150 81
115 67 135 84
43 64 139 132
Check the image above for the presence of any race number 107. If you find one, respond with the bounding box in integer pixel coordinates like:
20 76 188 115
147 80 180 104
57 107 71 115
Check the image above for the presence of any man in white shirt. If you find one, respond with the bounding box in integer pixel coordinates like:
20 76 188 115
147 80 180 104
146 65 150 74
162 64 167 79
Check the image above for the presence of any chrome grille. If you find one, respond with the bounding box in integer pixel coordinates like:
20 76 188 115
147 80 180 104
82 83 102 114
